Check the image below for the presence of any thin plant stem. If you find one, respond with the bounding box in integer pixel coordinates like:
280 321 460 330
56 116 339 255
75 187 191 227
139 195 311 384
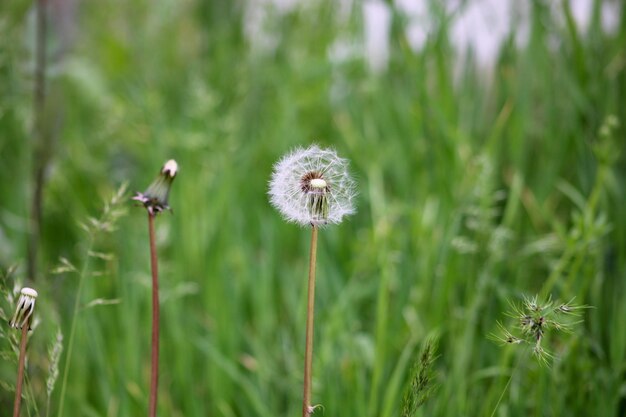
302 226 318 417
148 213 160 417
489 371 513 417
27 0 49 281
58 236 94 417
489 350 525 417
13 320 30 417
24 372 39 417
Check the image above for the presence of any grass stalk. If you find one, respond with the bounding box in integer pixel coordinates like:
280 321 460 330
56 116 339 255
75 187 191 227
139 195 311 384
56 185 126 417
489 350 525 417
302 225 318 417
27 0 49 281
148 212 160 417
58 237 94 417
13 321 30 417
489 369 513 417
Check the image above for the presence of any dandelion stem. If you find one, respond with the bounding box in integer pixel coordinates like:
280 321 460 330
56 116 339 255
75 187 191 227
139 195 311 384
148 213 160 417
302 226 318 417
13 321 30 417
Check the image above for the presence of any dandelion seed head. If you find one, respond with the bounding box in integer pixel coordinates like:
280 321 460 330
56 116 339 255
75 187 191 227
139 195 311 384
133 159 178 215
9 287 38 329
269 145 356 227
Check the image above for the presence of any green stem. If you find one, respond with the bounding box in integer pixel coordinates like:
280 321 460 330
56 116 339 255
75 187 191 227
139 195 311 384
58 236 93 417
539 248 573 299
302 226 318 417
13 322 30 417
27 0 48 282
368 256 390 416
540 161 607 299
489 349 525 417
24 371 39 417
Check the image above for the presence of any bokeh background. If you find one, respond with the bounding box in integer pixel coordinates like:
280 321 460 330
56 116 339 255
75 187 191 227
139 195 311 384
1 0 625 416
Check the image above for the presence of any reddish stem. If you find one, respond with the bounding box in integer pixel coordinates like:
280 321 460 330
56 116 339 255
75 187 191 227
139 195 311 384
148 213 159 417
13 322 30 417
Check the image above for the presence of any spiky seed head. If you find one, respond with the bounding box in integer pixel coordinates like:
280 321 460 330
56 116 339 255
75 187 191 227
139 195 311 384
133 159 179 216
9 287 38 330
494 294 588 365
269 145 356 227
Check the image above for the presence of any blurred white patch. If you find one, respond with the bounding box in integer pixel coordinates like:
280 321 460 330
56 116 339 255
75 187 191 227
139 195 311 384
328 37 360 64
570 0 593 32
244 0 300 53
392 0 621 68
328 36 360 103
243 0 622 68
602 1 621 34
450 0 515 65
336 0 354 22
550 0 621 37
363 0 391 74
395 0 430 51
395 0 427 16
244 1 278 53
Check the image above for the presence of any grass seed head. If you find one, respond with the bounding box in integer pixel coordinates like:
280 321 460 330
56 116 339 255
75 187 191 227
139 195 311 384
493 294 587 365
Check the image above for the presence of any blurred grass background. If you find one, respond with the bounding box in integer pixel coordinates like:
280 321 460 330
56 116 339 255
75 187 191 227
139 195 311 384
0 0 625 416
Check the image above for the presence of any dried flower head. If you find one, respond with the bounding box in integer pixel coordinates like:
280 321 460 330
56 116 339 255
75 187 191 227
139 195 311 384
133 159 178 215
9 287 38 330
269 145 356 226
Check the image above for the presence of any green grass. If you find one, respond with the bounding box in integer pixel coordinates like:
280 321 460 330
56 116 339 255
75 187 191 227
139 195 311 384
1 0 625 416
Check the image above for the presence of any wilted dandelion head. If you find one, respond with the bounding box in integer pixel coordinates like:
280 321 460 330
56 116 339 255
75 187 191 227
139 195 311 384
9 287 38 330
269 145 356 227
133 159 178 215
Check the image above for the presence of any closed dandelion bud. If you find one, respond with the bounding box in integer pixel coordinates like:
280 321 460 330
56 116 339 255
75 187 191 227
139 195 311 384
269 145 356 227
9 287 38 330
133 159 178 215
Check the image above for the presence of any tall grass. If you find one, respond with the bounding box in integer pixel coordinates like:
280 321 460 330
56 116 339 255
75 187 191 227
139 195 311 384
0 0 624 416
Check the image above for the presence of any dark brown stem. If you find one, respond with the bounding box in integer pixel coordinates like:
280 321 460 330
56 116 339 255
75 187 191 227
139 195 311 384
148 213 159 417
13 322 30 417
302 226 318 417
27 0 48 281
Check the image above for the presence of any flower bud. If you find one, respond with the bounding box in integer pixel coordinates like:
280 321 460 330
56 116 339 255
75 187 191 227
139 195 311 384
9 287 38 330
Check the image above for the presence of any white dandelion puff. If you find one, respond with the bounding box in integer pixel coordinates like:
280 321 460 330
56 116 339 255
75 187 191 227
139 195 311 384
9 287 38 330
269 145 356 227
